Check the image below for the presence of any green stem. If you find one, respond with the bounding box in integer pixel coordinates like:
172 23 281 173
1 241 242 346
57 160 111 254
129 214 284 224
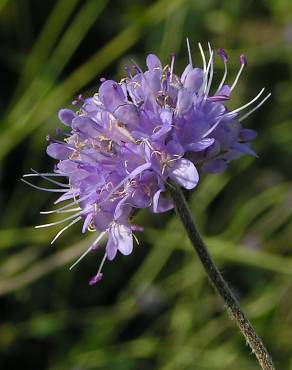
169 184 275 370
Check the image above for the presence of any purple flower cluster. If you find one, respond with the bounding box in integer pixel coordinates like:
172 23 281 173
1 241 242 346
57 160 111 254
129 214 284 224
23 42 270 284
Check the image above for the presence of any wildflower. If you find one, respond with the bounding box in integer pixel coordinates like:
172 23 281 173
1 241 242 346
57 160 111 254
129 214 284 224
23 40 270 284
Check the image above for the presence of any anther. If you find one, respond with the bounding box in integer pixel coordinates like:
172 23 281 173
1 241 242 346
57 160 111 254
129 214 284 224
217 48 228 63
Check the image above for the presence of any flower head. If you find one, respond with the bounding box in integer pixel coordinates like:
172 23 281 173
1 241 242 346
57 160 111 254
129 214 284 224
23 41 270 284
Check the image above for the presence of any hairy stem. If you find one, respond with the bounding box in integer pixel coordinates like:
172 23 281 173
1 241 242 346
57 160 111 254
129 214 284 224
169 184 275 370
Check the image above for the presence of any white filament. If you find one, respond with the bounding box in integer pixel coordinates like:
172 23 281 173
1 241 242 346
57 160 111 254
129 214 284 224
69 231 106 270
50 216 82 245
21 179 69 193
238 93 271 122
202 116 224 138
198 42 207 73
230 63 245 92
52 192 92 212
186 38 193 67
216 60 228 94
35 211 83 229
204 44 214 97
170 54 175 81
24 169 70 188
226 88 266 117
97 252 107 274
40 207 81 215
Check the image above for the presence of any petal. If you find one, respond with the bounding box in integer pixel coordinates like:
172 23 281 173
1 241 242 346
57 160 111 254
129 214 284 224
94 211 113 231
232 142 258 157
82 213 92 234
146 54 162 70
57 160 78 174
183 68 204 91
166 140 184 156
99 80 126 111
71 116 100 138
180 64 192 83
46 143 73 160
130 189 150 208
185 138 215 152
218 84 231 97
202 159 227 173
152 109 173 139
114 104 139 128
106 235 118 261
112 223 133 256
169 159 199 190
152 189 173 213
114 197 132 220
239 129 257 142
176 88 193 114
58 109 76 126
160 108 173 125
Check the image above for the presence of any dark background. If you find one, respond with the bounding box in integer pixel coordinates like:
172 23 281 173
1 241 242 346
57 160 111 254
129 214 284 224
0 0 291 369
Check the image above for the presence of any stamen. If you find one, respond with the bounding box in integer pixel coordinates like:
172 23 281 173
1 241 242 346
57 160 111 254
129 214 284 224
238 93 271 122
50 216 82 245
152 125 163 134
124 160 131 175
216 48 229 94
204 43 214 97
35 211 83 229
217 48 228 63
226 88 266 116
97 252 107 274
202 116 224 138
89 272 103 285
24 169 70 188
99 162 151 207
186 38 193 67
56 128 63 136
143 138 156 151
131 59 142 73
170 53 176 80
198 43 207 73
40 207 81 215
230 54 247 92
69 232 106 270
53 192 92 211
124 66 133 79
21 179 69 193
199 46 213 98
23 173 66 177
133 233 140 245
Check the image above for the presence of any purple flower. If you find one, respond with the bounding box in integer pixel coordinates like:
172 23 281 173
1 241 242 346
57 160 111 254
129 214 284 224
23 41 270 284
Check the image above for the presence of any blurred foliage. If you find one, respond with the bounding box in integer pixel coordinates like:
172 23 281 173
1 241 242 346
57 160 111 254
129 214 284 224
0 0 291 369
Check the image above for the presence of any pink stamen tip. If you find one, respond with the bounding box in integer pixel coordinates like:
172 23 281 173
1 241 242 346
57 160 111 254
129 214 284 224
240 54 247 67
217 48 228 63
124 66 132 77
100 77 106 82
207 95 230 102
131 225 144 232
90 243 99 251
89 272 103 286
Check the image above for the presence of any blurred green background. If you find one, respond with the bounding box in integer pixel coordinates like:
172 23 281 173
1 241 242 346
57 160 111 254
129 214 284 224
0 0 291 369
